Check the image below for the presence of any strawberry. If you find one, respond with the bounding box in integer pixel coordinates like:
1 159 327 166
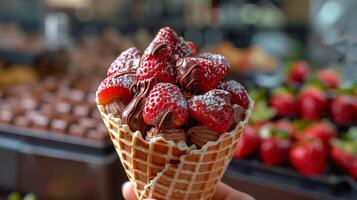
96 72 136 105
260 138 291 166
298 87 328 120
186 41 197 56
146 27 178 54
175 37 194 58
330 136 357 172
330 95 357 126
287 60 310 85
330 146 354 172
137 47 176 83
269 91 298 118
235 125 261 158
317 69 341 89
106 47 141 76
290 139 327 176
217 80 249 109
143 83 188 128
188 89 234 133
349 160 357 179
176 57 228 93
199 53 229 69
274 120 295 139
146 27 193 58
300 121 337 148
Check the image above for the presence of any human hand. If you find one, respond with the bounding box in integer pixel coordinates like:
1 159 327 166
122 181 254 200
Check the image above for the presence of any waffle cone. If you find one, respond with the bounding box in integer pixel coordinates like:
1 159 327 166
97 99 253 200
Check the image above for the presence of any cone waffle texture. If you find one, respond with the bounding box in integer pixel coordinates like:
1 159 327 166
97 99 253 200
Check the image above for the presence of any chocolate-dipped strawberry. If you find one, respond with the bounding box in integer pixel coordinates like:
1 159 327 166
142 83 188 141
121 78 157 133
137 41 176 83
176 57 228 93
143 83 188 128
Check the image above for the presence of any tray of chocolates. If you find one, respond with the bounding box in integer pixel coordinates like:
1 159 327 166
0 75 112 153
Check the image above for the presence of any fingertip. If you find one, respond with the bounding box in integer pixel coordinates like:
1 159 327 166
122 181 137 200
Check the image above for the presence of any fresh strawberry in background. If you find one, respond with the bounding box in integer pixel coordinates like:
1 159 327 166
188 89 234 133
143 83 188 128
350 160 357 179
330 144 354 172
218 80 249 109
300 121 337 149
260 138 291 166
269 89 298 118
274 119 295 139
290 139 327 176
287 60 310 85
317 69 341 89
96 72 136 105
298 87 328 120
259 123 291 166
235 125 261 158
330 95 357 126
330 129 357 173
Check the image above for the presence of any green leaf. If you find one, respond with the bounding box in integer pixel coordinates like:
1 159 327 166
250 101 276 123
23 194 37 200
7 192 21 200
347 127 357 141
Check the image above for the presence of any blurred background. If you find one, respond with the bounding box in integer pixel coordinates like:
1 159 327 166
1 0 357 199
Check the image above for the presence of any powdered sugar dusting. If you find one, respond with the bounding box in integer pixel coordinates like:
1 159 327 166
97 74 136 94
189 89 230 111
219 80 244 95
199 53 229 68
107 47 141 76
148 83 187 109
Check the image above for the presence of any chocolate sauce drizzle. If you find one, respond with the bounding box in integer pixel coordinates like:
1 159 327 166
146 41 167 56
176 58 200 91
121 78 157 133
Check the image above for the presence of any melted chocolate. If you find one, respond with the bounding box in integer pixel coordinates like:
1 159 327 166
146 41 167 55
121 78 157 133
176 58 200 91
146 127 187 143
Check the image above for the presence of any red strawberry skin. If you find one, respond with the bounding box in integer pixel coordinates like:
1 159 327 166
235 126 261 158
147 27 178 54
143 83 188 128
330 147 354 172
106 47 141 76
176 57 228 93
147 27 193 58
300 122 337 148
290 139 327 176
298 87 328 120
274 120 295 139
218 80 249 109
331 96 357 126
317 69 340 89
188 89 234 133
349 160 357 179
97 72 136 105
269 92 298 118
260 138 291 166
287 60 310 85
